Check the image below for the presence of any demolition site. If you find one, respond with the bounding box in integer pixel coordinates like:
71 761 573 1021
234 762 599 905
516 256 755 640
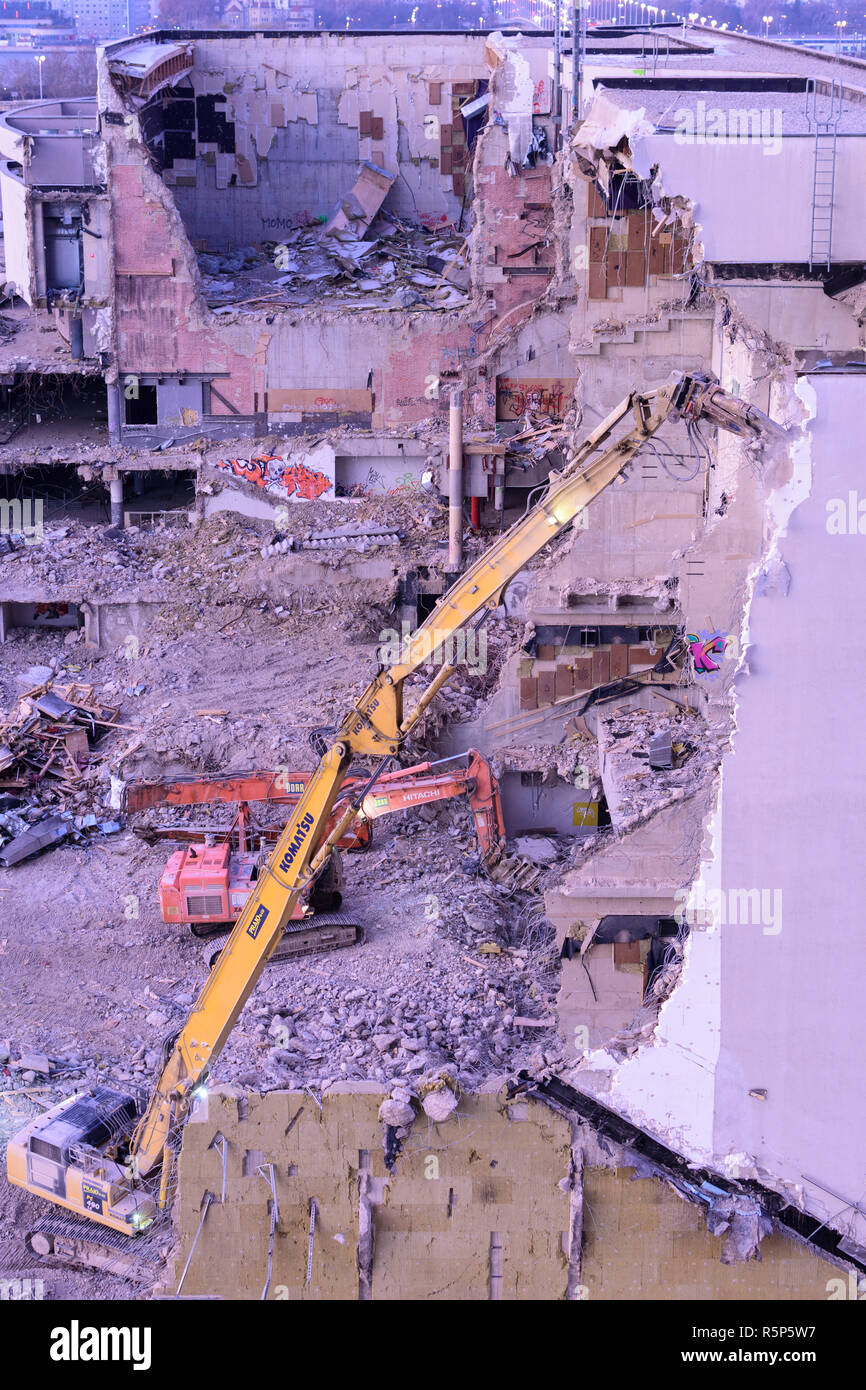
0 18 863 1304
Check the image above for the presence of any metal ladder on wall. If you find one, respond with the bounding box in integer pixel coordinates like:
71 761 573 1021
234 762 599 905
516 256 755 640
805 77 843 271
640 30 670 76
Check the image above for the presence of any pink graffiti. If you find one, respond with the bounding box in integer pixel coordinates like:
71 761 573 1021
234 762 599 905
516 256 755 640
687 632 726 674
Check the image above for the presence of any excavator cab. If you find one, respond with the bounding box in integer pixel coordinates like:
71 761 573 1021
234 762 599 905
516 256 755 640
159 841 343 936
7 1088 156 1256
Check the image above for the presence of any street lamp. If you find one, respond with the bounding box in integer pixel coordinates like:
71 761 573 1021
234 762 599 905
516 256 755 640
35 54 45 101
762 14 773 37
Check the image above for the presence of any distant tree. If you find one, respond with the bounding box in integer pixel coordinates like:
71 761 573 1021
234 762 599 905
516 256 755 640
0 49 96 101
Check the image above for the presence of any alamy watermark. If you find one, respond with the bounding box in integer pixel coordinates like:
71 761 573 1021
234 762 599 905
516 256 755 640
673 101 783 156
378 621 487 674
826 492 866 535
674 886 782 936
1 1277 44 1299
0 497 43 545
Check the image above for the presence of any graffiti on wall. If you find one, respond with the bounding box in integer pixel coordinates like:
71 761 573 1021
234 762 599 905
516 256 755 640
687 630 729 676
532 78 551 115
215 455 333 501
346 465 422 498
495 377 573 422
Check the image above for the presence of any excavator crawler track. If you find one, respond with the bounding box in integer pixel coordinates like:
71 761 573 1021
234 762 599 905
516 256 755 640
203 911 363 970
26 1212 165 1281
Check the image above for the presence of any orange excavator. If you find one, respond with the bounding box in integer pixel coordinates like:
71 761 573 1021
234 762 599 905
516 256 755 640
124 749 506 964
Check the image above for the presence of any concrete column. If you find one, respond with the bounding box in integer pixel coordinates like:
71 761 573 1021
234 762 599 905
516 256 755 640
80 602 99 649
0 601 9 643
494 456 505 518
109 476 124 528
446 389 463 573
106 379 121 444
572 6 582 125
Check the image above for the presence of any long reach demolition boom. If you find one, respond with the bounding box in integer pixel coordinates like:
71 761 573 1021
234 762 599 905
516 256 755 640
6 371 781 1264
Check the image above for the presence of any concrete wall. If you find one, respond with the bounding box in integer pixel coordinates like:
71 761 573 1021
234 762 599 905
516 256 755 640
334 453 427 496
168 1083 843 1299
606 372 866 1249
83 599 162 650
635 134 866 264
155 32 540 242
583 1167 843 1300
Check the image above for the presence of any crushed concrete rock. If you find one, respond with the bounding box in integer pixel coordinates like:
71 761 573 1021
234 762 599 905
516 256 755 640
0 810 564 1118
197 218 471 315
589 706 721 833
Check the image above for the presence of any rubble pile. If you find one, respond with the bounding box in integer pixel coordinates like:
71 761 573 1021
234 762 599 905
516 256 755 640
124 812 562 1096
596 706 720 822
0 677 123 866
198 219 471 315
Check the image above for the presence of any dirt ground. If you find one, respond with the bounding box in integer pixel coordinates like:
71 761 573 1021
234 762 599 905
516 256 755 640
0 519 562 1301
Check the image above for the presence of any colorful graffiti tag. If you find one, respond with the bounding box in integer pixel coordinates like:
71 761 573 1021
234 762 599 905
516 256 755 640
215 455 333 502
687 631 728 676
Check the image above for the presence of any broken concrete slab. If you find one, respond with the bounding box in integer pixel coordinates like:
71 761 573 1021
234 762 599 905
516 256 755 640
323 162 396 238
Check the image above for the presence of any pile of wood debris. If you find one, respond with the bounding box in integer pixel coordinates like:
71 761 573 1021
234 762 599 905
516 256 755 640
0 680 125 866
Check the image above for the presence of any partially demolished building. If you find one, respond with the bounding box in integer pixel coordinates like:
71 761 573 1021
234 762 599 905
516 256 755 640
0 22 865 1300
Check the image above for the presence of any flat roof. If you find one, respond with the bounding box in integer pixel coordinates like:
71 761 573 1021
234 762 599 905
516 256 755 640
595 83 866 135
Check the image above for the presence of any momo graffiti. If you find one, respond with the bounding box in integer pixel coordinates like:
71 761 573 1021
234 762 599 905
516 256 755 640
215 455 333 502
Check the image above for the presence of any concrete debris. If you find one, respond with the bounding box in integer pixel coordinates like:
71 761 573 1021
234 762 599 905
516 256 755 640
199 216 470 315
514 835 560 865
378 1097 415 1127
323 161 396 238
420 1072 460 1123
0 679 124 865
421 1088 459 1122
15 665 54 688
262 523 404 557
587 708 717 833
705 1193 775 1265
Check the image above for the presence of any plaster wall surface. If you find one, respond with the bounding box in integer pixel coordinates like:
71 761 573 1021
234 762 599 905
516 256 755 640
0 174 32 303
593 374 866 1244
711 373 866 1239
634 135 866 263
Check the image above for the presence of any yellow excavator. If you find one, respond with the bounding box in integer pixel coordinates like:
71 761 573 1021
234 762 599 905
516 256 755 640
5 372 781 1270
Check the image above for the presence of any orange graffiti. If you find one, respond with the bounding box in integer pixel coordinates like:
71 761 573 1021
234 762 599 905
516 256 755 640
279 462 332 500
218 458 268 488
216 453 333 501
